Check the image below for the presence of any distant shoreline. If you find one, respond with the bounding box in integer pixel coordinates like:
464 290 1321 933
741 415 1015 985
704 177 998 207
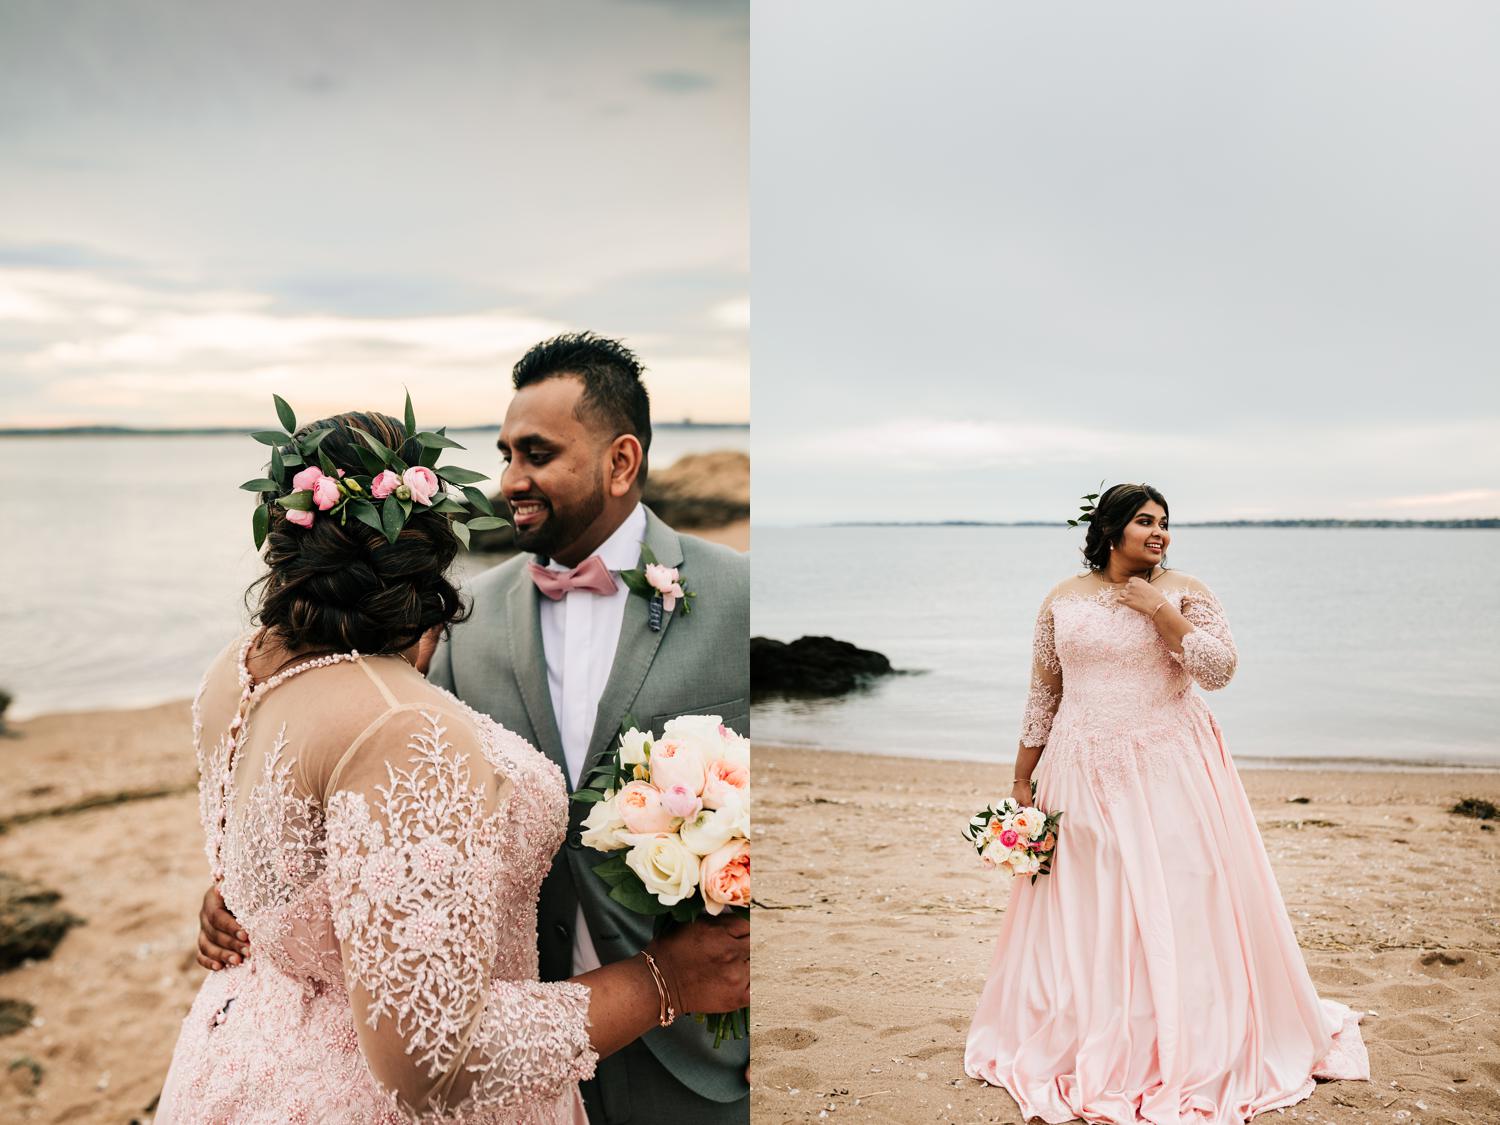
0 421 749 437
817 518 1499 529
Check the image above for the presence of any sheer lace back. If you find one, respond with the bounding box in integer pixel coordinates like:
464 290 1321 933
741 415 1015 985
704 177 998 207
184 635 596 1120
1019 575 1239 803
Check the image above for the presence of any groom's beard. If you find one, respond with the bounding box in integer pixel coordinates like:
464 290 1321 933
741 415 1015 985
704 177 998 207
510 485 608 560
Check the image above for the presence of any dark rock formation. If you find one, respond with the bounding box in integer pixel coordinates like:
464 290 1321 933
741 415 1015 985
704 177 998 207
751 635 895 697
0 872 83 972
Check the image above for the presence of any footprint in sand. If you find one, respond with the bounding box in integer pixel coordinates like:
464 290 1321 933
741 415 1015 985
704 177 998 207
1310 964 1374 988
1376 981 1460 1009
1416 949 1492 979
804 1004 844 1022
906 1043 958 1061
759 1027 818 1051
761 1064 819 1089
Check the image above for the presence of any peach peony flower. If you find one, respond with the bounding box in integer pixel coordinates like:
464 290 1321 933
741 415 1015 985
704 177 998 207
617 781 673 834
371 470 400 499
1039 832 1056 853
700 839 750 916
402 465 440 506
702 759 749 810
650 738 706 796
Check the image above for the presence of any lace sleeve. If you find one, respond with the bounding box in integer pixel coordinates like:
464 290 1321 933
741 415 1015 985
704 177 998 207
325 705 597 1120
1172 582 1238 691
1020 596 1063 748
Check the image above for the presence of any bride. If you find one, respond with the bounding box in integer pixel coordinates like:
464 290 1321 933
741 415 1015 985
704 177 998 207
156 408 748 1123
965 483 1368 1124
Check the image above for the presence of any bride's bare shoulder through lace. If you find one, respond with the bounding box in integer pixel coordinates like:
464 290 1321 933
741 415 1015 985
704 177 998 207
326 702 596 1118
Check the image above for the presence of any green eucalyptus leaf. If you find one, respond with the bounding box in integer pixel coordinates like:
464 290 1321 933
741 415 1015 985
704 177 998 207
353 427 393 462
461 486 495 516
252 503 269 550
638 545 659 567
349 498 384 536
250 430 288 446
398 497 412 518
451 520 471 550
435 465 489 486
270 445 286 483
431 497 467 515
299 428 334 458
619 570 652 595
273 394 296 433
607 880 670 916
318 447 338 477
276 490 314 511
403 389 416 437
464 515 509 532
418 442 442 469
415 431 465 450
353 444 386 475
380 497 403 544
281 451 304 468
239 478 279 492
572 789 606 803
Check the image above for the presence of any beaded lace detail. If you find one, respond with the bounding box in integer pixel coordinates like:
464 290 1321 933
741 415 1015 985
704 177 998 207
1019 581 1240 805
163 635 593 1123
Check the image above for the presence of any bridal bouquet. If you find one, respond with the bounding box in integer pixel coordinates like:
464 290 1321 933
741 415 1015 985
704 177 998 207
963 797 1063 882
572 715 750 1047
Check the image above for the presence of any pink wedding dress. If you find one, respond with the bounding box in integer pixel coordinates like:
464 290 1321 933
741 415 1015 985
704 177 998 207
156 635 595 1123
965 578 1369 1124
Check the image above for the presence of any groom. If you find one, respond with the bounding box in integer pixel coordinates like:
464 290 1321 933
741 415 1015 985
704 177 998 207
433 332 749 1123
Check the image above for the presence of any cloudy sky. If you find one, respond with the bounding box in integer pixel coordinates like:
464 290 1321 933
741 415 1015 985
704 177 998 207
0 0 747 428
752 2 1498 522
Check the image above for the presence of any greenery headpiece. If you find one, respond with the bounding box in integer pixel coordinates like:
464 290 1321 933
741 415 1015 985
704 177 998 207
1067 480 1105 528
240 392 508 551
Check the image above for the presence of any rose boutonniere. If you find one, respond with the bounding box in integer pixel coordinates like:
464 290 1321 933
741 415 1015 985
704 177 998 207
620 546 695 632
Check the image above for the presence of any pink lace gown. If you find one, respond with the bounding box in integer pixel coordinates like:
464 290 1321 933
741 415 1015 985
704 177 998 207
965 578 1369 1124
156 636 596 1123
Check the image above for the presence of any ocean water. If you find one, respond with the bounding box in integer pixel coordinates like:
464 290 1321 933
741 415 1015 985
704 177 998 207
0 425 747 719
751 525 1500 769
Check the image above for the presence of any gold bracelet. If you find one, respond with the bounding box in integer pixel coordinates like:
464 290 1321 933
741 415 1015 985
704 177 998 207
1012 777 1032 785
1149 601 1169 619
641 950 676 1027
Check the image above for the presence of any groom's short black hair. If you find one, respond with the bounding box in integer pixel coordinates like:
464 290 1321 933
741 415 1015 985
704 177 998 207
512 331 653 483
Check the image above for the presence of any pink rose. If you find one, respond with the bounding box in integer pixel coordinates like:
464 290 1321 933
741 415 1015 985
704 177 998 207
285 508 315 528
649 738 705 796
700 839 750 916
402 465 440 506
660 784 703 821
371 470 400 499
312 475 341 511
702 758 749 811
999 828 1019 849
291 465 324 492
643 563 686 612
617 781 674 834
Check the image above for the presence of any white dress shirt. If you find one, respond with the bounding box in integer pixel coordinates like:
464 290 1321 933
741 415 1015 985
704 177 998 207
537 502 646 975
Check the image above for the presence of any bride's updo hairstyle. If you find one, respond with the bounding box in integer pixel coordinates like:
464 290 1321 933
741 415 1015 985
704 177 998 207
1082 482 1169 572
248 410 467 655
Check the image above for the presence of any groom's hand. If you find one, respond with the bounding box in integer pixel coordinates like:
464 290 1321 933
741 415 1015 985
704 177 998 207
651 913 750 1015
195 884 250 971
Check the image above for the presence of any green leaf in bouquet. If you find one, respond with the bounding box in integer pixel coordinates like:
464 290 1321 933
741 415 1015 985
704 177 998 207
572 789 607 804
461 485 495 515
276 490 314 511
239 478 279 492
353 443 386 475
590 855 633 887
464 515 508 532
270 444 286 483
252 503 269 550
300 427 334 456
669 900 701 924
435 465 489 486
318 446 339 478
415 430 465 449
250 430 289 446
273 393 297 434
403 388 416 438
280 450 304 468
451 519 471 550
608 881 671 916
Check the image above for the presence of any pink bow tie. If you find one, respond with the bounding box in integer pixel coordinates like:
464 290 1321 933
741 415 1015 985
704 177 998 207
528 555 619 600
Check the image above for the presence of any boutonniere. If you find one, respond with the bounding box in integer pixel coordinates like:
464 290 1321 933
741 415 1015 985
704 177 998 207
619 546 695 632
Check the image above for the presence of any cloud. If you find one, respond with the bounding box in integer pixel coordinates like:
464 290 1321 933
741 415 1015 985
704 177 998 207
780 418 1126 471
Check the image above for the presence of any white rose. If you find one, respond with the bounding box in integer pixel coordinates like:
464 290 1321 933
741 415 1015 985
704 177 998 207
679 797 748 856
623 834 700 905
579 793 628 852
618 728 651 767
661 714 724 744
980 837 1009 864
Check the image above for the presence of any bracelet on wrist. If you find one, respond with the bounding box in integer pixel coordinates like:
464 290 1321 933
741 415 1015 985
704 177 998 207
641 949 677 1027
1149 601 1169 619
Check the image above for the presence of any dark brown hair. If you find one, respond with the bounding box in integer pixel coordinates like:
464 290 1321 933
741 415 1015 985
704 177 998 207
247 411 468 654
1082 482 1169 571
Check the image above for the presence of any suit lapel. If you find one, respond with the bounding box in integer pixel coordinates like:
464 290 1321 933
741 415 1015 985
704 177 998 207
581 509 684 778
505 564 567 776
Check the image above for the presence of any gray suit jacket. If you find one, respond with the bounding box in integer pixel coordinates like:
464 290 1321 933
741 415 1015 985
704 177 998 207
428 507 749 1105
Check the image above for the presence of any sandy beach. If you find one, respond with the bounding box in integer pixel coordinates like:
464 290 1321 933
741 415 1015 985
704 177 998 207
750 745 1500 1125
0 522 747 1124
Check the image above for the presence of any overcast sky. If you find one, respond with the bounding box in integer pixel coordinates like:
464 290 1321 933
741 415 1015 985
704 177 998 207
752 2 1499 522
0 0 747 428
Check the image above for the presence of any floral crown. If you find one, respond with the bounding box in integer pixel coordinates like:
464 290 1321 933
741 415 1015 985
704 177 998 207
1066 480 1105 528
240 392 508 550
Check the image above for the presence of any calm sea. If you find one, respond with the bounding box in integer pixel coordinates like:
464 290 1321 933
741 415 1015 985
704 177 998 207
751 525 1500 769
0 425 748 720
